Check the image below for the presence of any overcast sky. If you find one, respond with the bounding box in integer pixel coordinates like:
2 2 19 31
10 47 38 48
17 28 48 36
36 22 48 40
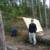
17 0 49 8
46 0 49 7
41 0 49 7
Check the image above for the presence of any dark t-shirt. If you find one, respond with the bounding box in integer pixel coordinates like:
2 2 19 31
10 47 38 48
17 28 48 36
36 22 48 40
29 23 37 33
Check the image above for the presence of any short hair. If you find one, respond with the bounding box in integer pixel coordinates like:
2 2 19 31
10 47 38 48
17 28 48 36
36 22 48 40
31 19 33 22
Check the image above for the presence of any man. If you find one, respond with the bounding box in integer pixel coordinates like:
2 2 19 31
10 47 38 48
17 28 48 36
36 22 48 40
29 19 37 45
11 22 17 37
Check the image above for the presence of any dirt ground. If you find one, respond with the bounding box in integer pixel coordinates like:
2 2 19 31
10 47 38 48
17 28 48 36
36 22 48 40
4 29 50 50
5 34 50 50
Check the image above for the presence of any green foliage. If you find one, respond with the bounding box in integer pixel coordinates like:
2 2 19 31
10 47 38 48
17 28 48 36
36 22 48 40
0 0 50 29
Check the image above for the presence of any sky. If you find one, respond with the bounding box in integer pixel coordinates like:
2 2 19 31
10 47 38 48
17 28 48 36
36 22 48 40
46 0 49 7
41 0 49 8
17 0 49 8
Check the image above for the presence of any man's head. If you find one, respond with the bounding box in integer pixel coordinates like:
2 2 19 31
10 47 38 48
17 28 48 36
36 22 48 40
31 19 33 23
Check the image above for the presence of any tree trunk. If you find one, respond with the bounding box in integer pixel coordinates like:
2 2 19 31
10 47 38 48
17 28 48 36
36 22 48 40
0 11 7 50
38 0 42 24
43 0 48 29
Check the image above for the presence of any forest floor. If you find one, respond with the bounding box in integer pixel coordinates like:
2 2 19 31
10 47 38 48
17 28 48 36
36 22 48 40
5 29 50 50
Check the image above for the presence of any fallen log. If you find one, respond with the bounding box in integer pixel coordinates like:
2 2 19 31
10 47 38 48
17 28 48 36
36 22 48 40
20 31 50 45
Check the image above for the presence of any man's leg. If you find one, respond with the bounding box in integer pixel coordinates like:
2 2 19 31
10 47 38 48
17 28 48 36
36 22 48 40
32 33 36 45
29 32 32 43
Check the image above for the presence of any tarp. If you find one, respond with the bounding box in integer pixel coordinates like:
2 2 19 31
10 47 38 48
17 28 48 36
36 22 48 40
22 17 43 32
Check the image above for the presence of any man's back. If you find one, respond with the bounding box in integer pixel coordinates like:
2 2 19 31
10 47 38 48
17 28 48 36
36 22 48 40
29 23 37 33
